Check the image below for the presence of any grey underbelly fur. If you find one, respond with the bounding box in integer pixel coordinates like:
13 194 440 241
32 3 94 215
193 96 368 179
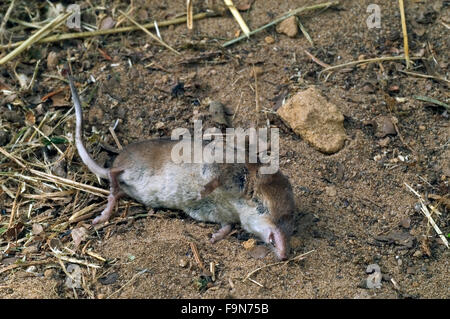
118 162 248 224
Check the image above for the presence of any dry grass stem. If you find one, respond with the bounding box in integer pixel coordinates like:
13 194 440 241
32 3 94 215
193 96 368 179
243 249 315 285
223 1 339 47
224 0 251 37
298 19 314 46
399 70 450 84
118 10 180 55
107 269 148 298
404 183 449 248
0 12 214 50
0 0 16 44
108 127 123 150
320 56 421 74
398 0 411 69
187 0 194 30
0 11 71 65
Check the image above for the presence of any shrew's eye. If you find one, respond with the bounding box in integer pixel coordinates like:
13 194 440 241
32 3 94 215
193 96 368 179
269 235 275 246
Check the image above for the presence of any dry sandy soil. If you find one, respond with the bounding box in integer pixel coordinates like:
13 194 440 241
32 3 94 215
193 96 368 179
0 0 449 299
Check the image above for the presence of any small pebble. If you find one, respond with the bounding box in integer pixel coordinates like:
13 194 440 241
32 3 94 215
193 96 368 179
418 125 426 131
242 238 256 250
251 66 264 77
264 36 275 44
413 250 423 258
179 258 188 268
388 85 400 92
400 217 411 229
44 268 56 278
155 121 165 130
26 266 37 273
47 51 59 69
378 137 390 148
373 154 382 161
325 185 337 197
407 266 417 274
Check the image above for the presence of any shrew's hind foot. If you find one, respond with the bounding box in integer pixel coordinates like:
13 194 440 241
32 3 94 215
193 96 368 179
92 168 124 225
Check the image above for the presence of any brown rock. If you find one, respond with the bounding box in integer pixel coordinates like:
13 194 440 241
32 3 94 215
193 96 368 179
277 87 347 154
44 268 56 278
47 51 59 69
373 116 397 138
99 16 116 30
400 217 411 229
276 16 298 38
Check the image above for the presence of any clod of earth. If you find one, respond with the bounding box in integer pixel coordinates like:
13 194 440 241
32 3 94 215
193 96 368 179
277 87 347 154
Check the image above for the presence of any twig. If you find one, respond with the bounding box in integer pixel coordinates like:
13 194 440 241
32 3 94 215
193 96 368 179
304 49 330 68
8 182 22 228
85 250 106 263
243 249 315 285
398 0 411 69
118 10 180 56
224 0 251 37
222 1 339 47
0 12 215 50
0 259 55 275
0 11 71 65
248 277 264 287
404 183 449 248
189 241 209 274
52 250 101 268
109 127 123 150
27 59 41 91
107 269 148 298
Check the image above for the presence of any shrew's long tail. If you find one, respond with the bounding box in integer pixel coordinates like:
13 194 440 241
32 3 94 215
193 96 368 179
69 76 109 179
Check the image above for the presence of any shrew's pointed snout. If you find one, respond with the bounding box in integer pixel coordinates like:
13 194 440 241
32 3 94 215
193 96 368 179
268 227 289 260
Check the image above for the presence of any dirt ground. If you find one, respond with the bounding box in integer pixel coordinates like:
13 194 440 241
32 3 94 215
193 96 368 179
0 0 449 299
